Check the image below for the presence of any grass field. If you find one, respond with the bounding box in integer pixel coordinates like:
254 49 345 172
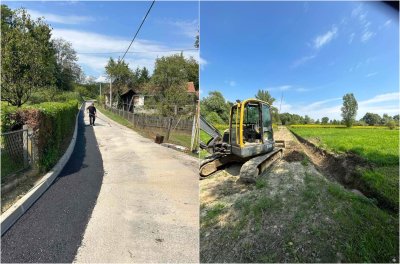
290 125 399 209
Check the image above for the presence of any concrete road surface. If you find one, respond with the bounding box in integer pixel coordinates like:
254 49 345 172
74 102 199 263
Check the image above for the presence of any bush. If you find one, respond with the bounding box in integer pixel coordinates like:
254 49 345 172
206 112 224 125
29 89 82 104
1 100 79 171
1 103 19 132
387 120 396 130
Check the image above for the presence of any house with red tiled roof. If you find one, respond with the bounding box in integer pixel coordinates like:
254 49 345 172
187 81 199 98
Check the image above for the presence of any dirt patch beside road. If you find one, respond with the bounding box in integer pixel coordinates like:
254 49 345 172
200 126 399 263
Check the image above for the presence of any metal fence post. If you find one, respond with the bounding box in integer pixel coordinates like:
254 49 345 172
22 125 29 167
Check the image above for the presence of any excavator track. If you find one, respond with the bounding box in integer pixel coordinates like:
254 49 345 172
239 148 283 183
199 154 245 178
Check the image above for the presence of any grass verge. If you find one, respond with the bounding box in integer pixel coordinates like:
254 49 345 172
97 105 194 155
200 164 399 263
290 126 399 210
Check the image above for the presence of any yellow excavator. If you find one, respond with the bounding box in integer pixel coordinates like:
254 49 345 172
200 98 285 183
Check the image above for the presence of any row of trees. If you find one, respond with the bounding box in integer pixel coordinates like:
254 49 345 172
103 53 199 117
201 90 398 129
1 5 84 106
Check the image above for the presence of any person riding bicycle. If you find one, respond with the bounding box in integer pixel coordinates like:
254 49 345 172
86 103 97 126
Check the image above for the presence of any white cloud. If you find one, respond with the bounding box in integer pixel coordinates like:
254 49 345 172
303 98 341 111
28 9 94 25
95 75 109 83
51 28 199 76
361 31 375 42
295 88 311 92
278 100 293 113
199 56 208 70
351 5 376 43
348 33 355 44
365 72 378 78
359 92 399 105
263 85 292 92
291 55 316 68
313 26 338 49
384 19 392 27
281 92 399 120
264 85 311 93
164 19 198 38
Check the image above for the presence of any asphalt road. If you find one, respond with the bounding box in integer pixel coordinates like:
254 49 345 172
1 110 104 263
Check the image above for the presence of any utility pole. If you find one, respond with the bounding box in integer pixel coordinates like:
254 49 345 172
109 77 112 108
99 82 102 98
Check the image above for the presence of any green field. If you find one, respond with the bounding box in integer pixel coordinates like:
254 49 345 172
290 125 399 209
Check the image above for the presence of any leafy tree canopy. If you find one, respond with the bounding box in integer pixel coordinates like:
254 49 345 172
341 93 358 127
1 6 56 106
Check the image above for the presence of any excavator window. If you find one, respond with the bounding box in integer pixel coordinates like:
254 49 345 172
243 103 262 144
230 105 239 145
262 104 273 142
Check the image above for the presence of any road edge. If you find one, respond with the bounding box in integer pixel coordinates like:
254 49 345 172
1 103 85 236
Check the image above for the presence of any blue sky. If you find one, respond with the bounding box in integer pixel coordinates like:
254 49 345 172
4 1 199 81
200 1 399 120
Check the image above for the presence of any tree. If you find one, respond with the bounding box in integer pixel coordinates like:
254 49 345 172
321 117 329 124
194 34 199 49
1 7 56 106
381 113 392 125
138 67 150 84
201 91 230 123
53 38 81 91
361 112 381 126
255 89 280 123
341 93 358 127
303 115 311 124
150 82 192 117
105 58 133 106
255 90 275 105
151 53 198 92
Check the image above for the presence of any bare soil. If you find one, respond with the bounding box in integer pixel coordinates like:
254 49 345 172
289 128 396 211
1 170 41 213
200 126 399 262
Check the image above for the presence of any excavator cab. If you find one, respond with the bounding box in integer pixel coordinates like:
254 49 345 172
200 98 284 181
229 99 275 158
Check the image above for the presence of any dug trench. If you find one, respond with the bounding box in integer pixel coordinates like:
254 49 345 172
289 129 397 213
200 126 398 263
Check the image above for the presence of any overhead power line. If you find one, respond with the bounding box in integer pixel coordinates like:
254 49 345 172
77 48 198 55
120 0 156 62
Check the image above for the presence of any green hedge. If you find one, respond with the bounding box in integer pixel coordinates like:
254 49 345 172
1 100 79 171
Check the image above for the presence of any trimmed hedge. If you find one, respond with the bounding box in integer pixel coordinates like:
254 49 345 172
1 100 79 171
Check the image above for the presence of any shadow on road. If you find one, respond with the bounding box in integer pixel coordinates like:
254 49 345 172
1 109 104 263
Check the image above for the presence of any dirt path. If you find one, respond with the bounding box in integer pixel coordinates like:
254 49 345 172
75 103 199 263
275 126 324 165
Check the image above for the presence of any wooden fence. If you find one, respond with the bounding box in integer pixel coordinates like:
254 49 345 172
103 104 193 132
